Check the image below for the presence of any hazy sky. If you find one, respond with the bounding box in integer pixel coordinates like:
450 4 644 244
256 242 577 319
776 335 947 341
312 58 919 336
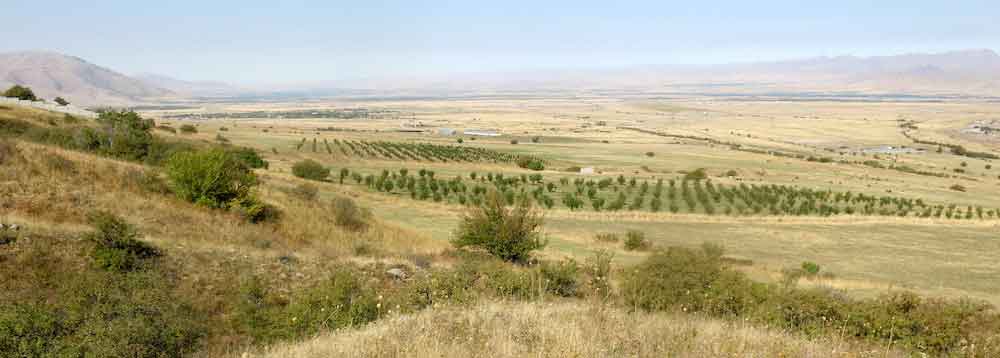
3 0 998 84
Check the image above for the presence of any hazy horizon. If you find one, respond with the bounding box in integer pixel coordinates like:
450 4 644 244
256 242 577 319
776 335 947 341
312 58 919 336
3 0 999 84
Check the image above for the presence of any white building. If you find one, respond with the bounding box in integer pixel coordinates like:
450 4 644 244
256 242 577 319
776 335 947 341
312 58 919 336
463 129 501 137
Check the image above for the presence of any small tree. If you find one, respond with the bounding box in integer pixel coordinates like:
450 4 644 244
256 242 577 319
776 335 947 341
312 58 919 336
292 159 330 181
2 85 37 101
452 190 546 262
166 149 258 208
93 110 154 161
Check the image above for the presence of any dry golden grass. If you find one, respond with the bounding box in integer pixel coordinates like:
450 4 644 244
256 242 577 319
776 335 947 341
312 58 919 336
250 301 900 358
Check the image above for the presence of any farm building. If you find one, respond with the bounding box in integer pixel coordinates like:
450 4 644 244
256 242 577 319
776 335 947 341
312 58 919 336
579 167 595 175
463 129 501 137
438 128 457 135
861 145 924 154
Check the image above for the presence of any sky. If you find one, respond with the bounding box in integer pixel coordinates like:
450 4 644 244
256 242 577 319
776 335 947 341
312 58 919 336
2 0 998 84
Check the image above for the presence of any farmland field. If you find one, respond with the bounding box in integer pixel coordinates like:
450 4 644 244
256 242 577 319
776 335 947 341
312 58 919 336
147 96 1000 306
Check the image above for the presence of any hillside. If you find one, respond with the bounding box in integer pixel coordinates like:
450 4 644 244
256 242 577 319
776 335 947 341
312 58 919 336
250 301 900 358
0 51 173 106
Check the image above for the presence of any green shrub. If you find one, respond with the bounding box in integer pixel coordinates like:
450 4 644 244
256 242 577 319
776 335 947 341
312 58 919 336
229 194 281 223
281 270 379 337
83 211 160 272
226 147 269 169
179 124 198 134
623 230 650 251
516 157 545 171
584 250 614 299
166 149 258 209
94 110 155 161
155 125 177 134
292 159 330 181
620 243 1000 355
0 271 204 357
234 270 379 344
451 190 546 262
683 168 708 181
332 196 369 231
123 168 172 194
763 287 849 336
290 183 319 201
42 152 76 174
0 139 17 165
2 85 37 101
539 259 580 297
623 245 724 312
0 229 16 245
801 261 821 275
594 232 619 243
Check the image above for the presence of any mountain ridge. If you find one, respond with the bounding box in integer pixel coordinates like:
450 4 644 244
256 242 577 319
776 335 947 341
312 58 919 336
0 51 175 106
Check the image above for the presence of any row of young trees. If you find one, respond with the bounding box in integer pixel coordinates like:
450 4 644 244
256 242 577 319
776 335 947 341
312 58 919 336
327 166 1000 219
294 137 541 165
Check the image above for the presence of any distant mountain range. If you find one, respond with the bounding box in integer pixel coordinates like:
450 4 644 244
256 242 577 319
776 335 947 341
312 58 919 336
1 49 999 105
132 73 244 98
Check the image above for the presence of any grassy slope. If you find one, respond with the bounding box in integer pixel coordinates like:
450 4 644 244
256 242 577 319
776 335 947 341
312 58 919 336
251 301 901 358
0 105 447 354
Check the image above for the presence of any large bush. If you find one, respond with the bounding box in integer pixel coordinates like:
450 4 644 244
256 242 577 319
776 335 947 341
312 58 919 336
451 190 546 262
292 159 330 181
165 149 258 209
